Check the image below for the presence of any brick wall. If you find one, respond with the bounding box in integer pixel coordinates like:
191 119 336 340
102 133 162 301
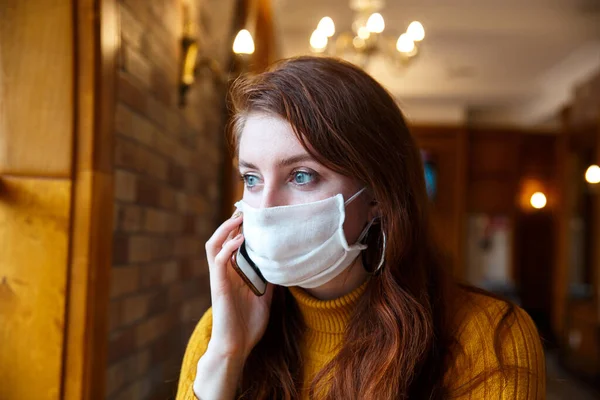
106 0 237 399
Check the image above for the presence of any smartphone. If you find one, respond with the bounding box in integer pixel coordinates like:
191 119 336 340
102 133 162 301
230 225 267 296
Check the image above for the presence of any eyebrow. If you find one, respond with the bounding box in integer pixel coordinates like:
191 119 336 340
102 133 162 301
238 154 316 170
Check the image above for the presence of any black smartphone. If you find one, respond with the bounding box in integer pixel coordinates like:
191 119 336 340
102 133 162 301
230 226 267 296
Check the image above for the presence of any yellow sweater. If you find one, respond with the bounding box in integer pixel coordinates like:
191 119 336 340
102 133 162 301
176 283 545 399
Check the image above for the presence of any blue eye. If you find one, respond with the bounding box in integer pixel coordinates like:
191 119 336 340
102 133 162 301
293 171 314 185
242 174 260 188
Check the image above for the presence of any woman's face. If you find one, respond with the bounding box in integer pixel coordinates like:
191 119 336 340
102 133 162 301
238 113 373 244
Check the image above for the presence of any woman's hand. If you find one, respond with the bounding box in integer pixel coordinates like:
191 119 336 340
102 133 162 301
193 212 274 399
204 212 274 361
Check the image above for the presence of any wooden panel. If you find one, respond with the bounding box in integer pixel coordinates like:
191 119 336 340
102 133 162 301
518 134 558 182
468 180 517 214
555 73 600 357
0 177 71 399
413 126 466 279
0 0 74 177
63 0 117 398
555 67 600 381
467 129 520 214
563 299 600 376
470 138 519 179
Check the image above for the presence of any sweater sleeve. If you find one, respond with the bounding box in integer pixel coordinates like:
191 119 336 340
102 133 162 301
176 307 214 400
446 293 546 399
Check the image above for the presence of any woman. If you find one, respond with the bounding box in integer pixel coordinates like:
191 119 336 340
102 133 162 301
176 56 545 399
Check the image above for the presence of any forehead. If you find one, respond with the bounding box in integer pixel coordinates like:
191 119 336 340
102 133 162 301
238 113 307 160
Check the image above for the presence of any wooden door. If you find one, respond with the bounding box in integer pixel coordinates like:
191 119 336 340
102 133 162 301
514 210 556 343
0 1 117 399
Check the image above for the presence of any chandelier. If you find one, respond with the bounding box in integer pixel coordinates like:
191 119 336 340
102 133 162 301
309 0 425 69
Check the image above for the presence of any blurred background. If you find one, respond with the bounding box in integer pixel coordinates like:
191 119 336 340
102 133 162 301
1 0 600 399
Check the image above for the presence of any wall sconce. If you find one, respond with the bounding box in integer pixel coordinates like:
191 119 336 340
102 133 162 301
233 29 255 56
530 192 547 210
179 29 255 107
585 164 600 184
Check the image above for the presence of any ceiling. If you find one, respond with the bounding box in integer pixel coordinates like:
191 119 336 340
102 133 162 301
272 0 600 126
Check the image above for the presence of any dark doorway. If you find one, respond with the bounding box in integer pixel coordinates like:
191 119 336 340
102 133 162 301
514 210 556 346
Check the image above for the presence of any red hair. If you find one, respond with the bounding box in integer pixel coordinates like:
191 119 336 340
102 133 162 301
227 56 515 399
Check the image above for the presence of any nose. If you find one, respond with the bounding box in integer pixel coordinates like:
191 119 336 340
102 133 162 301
260 184 286 208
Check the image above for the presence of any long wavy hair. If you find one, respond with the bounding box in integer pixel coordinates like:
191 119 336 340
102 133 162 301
226 56 515 399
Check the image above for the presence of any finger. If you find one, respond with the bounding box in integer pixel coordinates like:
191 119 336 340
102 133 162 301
205 213 242 259
224 219 243 242
208 234 244 299
214 233 244 267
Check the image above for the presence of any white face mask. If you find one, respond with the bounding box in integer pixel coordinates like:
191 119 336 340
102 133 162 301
234 188 372 289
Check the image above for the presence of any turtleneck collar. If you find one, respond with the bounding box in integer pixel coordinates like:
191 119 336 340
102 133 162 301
288 279 370 334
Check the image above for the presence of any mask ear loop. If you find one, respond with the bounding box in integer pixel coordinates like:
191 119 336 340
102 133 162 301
344 187 367 206
373 231 386 274
360 219 387 275
357 218 374 243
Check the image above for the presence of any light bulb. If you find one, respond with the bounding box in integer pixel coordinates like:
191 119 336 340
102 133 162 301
353 36 366 49
530 192 547 209
233 29 255 54
358 26 370 39
366 13 385 33
407 21 425 41
585 165 600 184
310 30 328 52
396 33 415 53
317 16 335 37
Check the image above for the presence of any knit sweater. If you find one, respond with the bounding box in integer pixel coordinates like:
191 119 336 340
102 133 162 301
176 282 545 399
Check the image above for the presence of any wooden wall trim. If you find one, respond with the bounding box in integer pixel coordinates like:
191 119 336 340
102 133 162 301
454 127 468 280
553 107 570 340
62 0 118 399
594 112 600 325
252 0 277 70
